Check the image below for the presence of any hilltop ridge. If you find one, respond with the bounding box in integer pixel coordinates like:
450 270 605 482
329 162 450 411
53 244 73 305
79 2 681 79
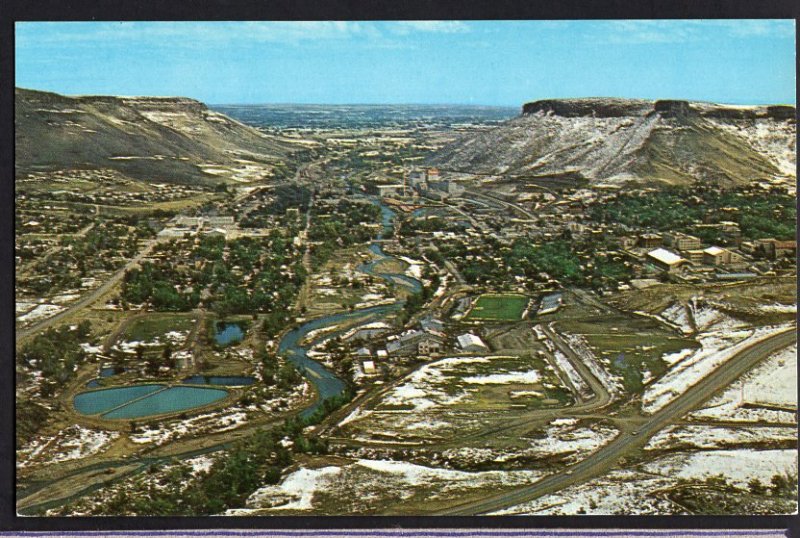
431 97 796 187
15 88 304 185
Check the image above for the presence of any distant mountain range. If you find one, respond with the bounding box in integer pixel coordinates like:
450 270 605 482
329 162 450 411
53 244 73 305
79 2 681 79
15 88 301 184
429 98 796 187
15 89 797 189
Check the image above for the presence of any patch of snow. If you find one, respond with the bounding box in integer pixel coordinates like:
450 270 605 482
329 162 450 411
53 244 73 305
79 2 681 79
18 426 119 468
646 424 796 450
246 466 342 510
644 448 797 488
17 304 65 324
462 370 540 385
642 323 793 414
691 343 797 422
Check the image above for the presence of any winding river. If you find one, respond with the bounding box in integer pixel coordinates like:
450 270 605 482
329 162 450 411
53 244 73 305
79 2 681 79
18 201 424 514
279 200 422 418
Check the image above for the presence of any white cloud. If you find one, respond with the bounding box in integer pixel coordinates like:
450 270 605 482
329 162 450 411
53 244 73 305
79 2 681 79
392 21 471 35
601 19 795 44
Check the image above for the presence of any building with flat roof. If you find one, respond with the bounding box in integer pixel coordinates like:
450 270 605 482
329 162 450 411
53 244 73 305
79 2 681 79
646 248 686 273
664 232 702 252
457 333 489 353
376 184 404 198
703 246 743 266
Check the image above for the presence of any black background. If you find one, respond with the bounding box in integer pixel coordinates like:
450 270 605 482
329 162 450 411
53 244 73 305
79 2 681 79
1 0 798 533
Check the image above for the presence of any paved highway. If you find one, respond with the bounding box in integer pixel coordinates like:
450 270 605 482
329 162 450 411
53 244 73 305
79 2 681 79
434 326 797 515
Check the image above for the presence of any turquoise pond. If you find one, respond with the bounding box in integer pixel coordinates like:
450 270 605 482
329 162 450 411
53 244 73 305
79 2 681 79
182 375 255 386
73 385 228 419
214 322 245 346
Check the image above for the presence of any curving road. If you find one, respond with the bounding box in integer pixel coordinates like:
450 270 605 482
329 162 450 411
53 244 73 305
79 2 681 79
434 326 797 515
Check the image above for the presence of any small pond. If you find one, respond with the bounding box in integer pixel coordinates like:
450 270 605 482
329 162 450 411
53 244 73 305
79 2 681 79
74 384 228 420
86 379 102 388
182 375 255 386
100 366 126 378
214 322 245 346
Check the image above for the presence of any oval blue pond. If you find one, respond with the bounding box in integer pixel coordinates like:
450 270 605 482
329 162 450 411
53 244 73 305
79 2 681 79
214 322 244 346
182 375 255 386
74 384 228 419
74 384 165 415
102 386 228 420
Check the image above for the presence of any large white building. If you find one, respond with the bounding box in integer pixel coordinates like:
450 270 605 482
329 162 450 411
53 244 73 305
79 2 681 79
646 248 686 273
457 333 489 353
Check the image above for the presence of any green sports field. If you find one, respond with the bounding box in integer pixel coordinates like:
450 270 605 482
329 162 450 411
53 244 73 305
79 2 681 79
464 294 530 321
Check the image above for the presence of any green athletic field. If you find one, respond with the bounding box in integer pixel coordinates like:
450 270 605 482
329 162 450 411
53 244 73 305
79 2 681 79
464 294 529 321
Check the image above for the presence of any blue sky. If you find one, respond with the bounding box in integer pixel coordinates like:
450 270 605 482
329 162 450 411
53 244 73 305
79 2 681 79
15 20 796 106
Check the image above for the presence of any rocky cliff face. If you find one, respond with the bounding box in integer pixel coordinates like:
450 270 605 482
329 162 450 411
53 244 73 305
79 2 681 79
521 98 652 118
431 98 796 187
15 88 301 184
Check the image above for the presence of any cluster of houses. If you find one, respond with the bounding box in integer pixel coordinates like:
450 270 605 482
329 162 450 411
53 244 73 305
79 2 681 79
348 314 490 377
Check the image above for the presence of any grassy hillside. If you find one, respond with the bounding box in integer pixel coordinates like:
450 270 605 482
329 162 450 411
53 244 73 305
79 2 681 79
15 88 304 185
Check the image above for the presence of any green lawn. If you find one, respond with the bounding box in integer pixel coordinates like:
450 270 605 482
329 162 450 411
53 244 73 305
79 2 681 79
122 313 197 343
465 294 529 321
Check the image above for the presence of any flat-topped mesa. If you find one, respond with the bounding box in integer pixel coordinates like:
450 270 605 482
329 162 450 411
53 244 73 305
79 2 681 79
118 96 209 115
522 98 652 118
522 97 796 122
766 105 796 121
693 102 796 121
653 99 697 118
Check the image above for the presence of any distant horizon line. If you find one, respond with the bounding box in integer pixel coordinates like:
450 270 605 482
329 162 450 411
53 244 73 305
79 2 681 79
16 86 797 108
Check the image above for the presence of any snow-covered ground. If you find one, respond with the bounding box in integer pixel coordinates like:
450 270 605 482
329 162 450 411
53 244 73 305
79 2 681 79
518 419 618 464
128 380 308 447
241 466 343 511
17 303 66 324
658 302 693 334
643 448 797 488
492 448 798 515
230 459 545 514
708 118 796 178
490 469 676 515
15 301 37 315
18 426 119 468
339 355 556 441
642 323 793 414
113 330 190 354
398 255 424 279
688 300 751 333
760 304 798 314
130 410 251 446
646 424 796 450
559 329 624 397
552 349 591 398
184 455 214 476
378 355 551 412
691 343 797 423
